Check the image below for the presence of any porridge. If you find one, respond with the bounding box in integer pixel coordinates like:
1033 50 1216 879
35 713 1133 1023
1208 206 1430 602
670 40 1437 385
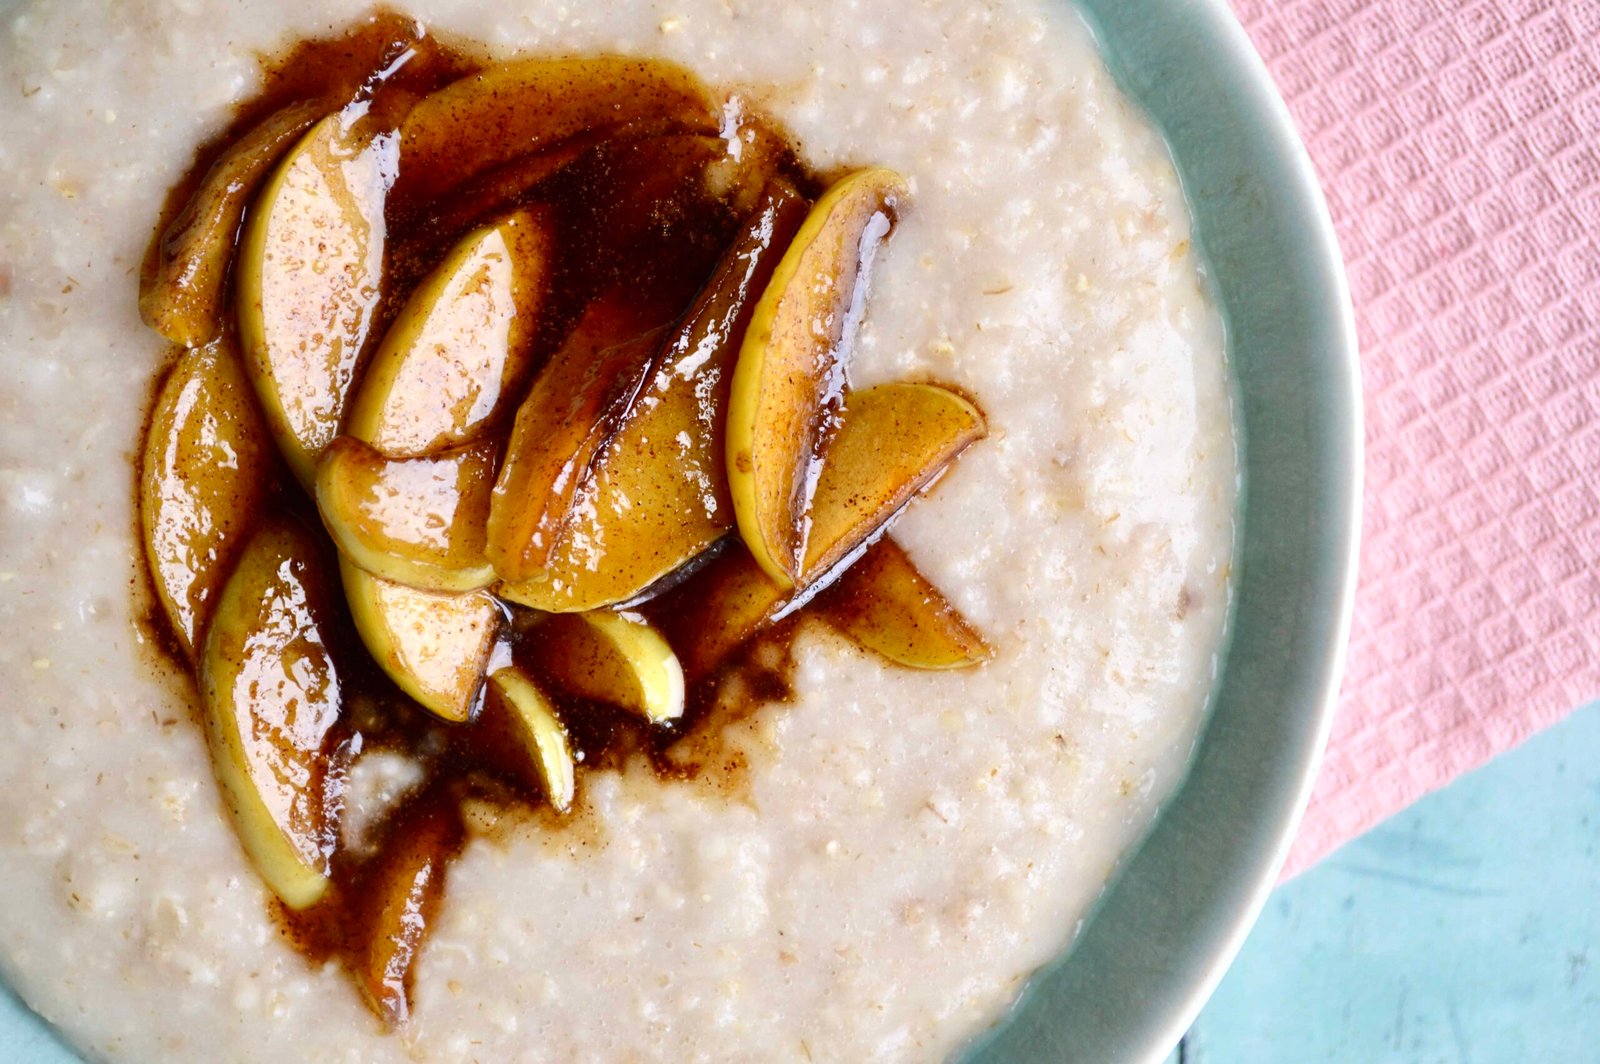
0 1 1236 1062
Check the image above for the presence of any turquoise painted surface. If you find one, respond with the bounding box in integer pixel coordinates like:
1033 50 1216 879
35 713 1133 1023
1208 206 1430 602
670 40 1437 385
1170 700 1600 1063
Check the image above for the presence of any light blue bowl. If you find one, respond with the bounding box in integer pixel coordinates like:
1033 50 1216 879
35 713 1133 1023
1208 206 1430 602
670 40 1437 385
0 0 1359 1060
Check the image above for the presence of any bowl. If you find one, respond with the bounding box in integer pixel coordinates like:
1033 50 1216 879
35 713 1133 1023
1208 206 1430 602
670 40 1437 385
960 1 1362 1060
0 0 1360 1060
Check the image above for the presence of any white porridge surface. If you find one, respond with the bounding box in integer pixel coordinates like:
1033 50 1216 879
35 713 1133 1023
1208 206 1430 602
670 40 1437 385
0 0 1235 1061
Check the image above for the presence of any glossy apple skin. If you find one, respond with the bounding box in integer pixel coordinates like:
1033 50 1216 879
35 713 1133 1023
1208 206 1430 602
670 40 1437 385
345 209 552 458
141 336 278 661
726 168 910 586
485 667 576 813
815 538 991 670
141 100 325 348
199 519 345 910
526 611 686 723
497 182 809 614
316 436 498 593
237 110 397 487
339 558 501 722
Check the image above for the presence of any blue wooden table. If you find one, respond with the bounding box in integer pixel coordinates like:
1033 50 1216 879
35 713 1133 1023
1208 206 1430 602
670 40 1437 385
1173 700 1600 1062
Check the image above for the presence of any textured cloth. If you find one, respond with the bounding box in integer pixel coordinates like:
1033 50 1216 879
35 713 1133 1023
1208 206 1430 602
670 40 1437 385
1224 0 1600 873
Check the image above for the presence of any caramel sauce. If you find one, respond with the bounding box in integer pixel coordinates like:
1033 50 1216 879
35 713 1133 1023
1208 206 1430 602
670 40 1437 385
137 10 980 1024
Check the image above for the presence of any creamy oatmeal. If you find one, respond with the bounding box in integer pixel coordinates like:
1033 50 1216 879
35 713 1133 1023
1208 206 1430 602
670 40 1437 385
0 0 1235 1061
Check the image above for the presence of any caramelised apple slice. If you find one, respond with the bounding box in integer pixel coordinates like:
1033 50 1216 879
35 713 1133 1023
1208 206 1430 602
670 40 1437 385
200 518 344 909
487 133 791 591
345 208 552 457
339 558 501 722
726 168 910 586
814 538 991 670
141 336 276 661
485 667 576 813
338 212 543 721
667 382 984 676
800 381 983 582
141 100 325 348
527 611 685 724
486 298 665 584
497 182 809 613
397 56 719 204
660 546 792 680
357 799 461 1026
238 110 396 487
317 436 497 592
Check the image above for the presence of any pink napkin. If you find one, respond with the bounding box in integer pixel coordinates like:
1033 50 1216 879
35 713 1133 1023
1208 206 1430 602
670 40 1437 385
1222 0 1600 873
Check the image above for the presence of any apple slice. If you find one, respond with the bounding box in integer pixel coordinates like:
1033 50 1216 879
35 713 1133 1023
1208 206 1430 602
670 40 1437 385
485 667 576 813
814 538 991 670
800 382 983 582
496 182 809 613
339 558 501 722
337 212 543 721
726 168 910 586
655 546 782 680
316 436 497 592
486 298 664 584
140 336 276 661
397 56 719 204
200 519 343 909
141 100 325 348
237 110 397 487
357 800 461 1026
668 382 983 676
345 209 552 458
487 134 785 591
528 611 685 723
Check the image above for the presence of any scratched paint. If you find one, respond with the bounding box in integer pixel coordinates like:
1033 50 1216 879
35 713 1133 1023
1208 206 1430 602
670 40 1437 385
1172 700 1600 1063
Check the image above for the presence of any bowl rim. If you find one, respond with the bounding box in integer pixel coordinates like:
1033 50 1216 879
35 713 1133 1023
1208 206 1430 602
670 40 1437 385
960 0 1364 1058
1081 0 1364 1057
1153 3 1365 1042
